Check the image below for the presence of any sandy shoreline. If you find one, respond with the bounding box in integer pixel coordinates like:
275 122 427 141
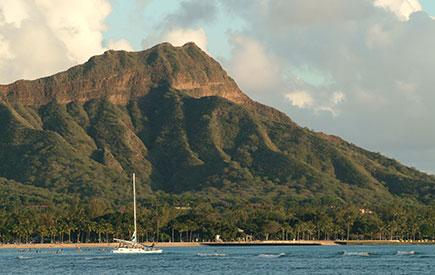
202 240 338 246
0 242 201 249
1 240 433 249
0 241 336 249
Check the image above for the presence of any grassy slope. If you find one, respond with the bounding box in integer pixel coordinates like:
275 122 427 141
0 87 433 209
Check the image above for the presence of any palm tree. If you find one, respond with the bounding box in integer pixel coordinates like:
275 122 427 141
295 222 306 240
95 223 105 243
173 221 189 242
305 222 316 240
103 223 114 242
337 206 358 240
38 224 49 244
84 221 96 242
262 220 281 240
12 211 35 243
57 220 68 243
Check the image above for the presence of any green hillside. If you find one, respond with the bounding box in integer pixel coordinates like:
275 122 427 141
0 43 433 243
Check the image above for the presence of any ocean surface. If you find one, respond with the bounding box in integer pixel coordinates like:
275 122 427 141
2 245 434 274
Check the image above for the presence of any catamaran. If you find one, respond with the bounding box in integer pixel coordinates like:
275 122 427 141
112 173 162 254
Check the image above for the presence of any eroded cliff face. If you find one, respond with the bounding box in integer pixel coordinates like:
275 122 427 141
0 42 250 106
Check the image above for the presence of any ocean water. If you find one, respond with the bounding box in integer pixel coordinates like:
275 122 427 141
2 245 434 274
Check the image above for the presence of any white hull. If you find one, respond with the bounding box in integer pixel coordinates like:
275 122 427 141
112 174 163 255
112 247 163 254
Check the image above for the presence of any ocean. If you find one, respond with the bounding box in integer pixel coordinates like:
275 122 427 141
2 245 434 274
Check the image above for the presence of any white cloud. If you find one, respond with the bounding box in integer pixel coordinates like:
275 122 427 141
32 0 111 63
285 90 314 108
331 91 345 105
162 27 208 51
285 90 345 116
0 0 116 84
107 39 134 51
226 35 281 95
0 34 13 61
319 91 346 116
373 0 422 21
0 0 30 27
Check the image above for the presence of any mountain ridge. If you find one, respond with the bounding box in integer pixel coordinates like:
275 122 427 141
0 42 250 106
0 42 433 208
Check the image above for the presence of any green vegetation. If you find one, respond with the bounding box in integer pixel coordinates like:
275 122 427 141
0 43 433 243
0 89 434 243
0 189 433 243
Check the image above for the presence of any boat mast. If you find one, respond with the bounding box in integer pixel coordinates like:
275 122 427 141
133 173 137 242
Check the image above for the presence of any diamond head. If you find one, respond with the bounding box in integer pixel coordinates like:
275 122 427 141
0 42 434 211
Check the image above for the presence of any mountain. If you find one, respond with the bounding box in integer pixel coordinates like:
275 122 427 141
0 42 434 209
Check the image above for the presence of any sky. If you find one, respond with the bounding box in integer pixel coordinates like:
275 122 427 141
1 0 435 174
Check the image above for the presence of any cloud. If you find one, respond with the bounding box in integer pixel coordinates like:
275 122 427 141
107 38 134 51
134 0 151 11
366 24 394 49
285 90 345 116
331 91 345 105
141 0 218 52
0 0 113 84
162 27 208 50
285 91 314 108
0 34 14 61
217 0 435 172
374 0 422 20
0 0 30 27
166 0 217 28
226 35 281 95
318 91 346 116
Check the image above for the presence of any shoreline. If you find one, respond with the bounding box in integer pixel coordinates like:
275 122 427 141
0 242 201 249
336 240 435 245
202 240 338 246
1 240 434 249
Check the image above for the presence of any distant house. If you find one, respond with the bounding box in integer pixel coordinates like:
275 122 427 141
236 228 253 241
359 208 373 214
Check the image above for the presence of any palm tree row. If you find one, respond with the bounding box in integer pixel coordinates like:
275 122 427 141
0 201 433 244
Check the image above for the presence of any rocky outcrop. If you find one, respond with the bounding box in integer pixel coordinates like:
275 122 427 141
0 42 250 106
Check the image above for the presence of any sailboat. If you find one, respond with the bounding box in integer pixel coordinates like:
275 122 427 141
112 173 163 254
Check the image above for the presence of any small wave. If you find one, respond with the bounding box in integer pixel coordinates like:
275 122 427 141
85 256 113 260
342 251 370 257
17 256 33 260
397 251 416 255
197 253 226 257
257 253 286 258
417 255 435 258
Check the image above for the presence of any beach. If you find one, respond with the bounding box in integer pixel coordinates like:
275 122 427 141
2 239 433 249
0 242 201 249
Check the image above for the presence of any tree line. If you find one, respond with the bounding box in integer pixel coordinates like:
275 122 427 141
1 198 434 244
